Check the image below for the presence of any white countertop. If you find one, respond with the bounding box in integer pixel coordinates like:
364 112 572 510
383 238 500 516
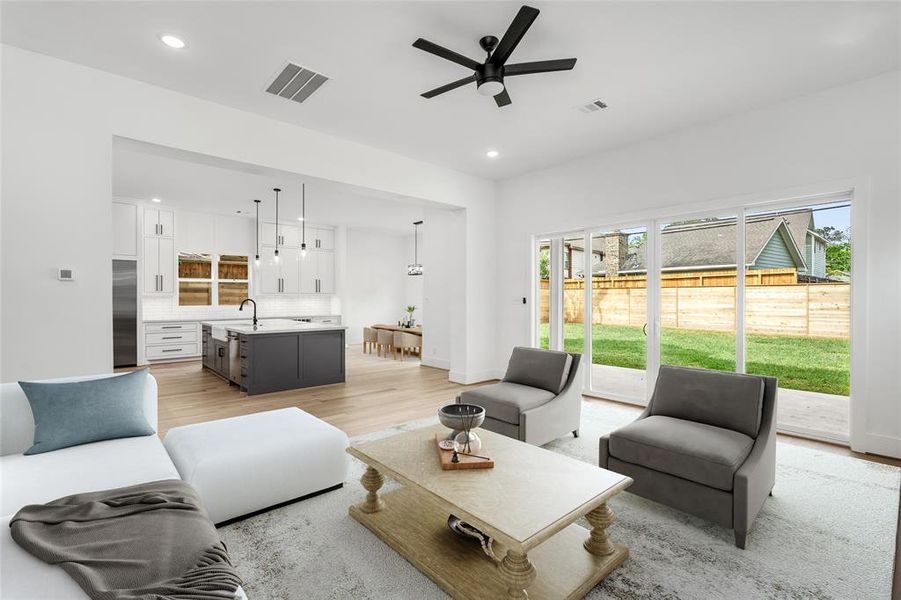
144 314 340 324
202 319 348 336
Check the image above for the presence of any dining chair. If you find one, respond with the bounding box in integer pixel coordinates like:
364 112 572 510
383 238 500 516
363 327 378 354
377 329 394 359
393 331 422 361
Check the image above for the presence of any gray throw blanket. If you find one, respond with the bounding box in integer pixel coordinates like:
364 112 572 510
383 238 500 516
10 479 242 600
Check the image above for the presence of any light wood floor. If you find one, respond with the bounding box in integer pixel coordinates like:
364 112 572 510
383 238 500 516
147 345 900 468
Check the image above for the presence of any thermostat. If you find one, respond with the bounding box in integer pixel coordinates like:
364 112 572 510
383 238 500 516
58 268 75 281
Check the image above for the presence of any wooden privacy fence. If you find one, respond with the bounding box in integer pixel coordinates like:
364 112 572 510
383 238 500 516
539 278 850 338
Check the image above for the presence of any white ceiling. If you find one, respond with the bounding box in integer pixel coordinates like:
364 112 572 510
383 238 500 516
4 2 899 179
113 138 432 234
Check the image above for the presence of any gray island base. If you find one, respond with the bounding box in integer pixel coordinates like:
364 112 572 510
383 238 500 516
202 320 347 395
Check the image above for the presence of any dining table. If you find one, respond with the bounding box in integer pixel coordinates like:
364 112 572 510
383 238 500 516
372 324 422 336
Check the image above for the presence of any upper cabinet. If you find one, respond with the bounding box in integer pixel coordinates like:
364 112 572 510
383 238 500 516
144 237 175 294
311 227 334 251
112 202 138 257
144 208 174 238
261 222 299 248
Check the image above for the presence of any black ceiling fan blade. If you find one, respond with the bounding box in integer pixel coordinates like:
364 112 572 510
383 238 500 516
504 58 577 76
494 88 512 107
489 5 540 66
413 38 482 72
421 74 477 98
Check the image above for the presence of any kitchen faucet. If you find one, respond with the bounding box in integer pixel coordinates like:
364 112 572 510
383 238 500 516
239 298 258 328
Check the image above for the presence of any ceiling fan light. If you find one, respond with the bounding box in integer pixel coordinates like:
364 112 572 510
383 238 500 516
477 79 504 97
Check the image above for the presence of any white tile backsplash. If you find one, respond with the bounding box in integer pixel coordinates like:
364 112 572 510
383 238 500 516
142 294 337 321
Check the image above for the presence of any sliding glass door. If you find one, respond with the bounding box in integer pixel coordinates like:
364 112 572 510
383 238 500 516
659 215 737 373
532 192 852 441
588 227 649 402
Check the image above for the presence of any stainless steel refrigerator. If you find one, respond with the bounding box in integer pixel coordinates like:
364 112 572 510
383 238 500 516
113 260 138 367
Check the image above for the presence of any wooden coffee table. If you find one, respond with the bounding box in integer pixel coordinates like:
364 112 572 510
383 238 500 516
347 424 632 599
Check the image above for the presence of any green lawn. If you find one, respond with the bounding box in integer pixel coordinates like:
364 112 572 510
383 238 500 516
539 323 849 396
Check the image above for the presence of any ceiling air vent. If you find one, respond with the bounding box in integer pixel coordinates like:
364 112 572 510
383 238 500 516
578 99 608 114
265 63 329 104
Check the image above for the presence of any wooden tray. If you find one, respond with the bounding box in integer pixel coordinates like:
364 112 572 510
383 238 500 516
435 434 494 470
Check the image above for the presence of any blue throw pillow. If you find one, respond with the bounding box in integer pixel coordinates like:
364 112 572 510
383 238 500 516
19 369 156 455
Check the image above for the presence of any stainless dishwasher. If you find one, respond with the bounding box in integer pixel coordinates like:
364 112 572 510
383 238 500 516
228 332 241 385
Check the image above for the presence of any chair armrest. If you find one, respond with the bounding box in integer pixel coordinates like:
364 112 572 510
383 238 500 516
600 405 650 468
733 392 777 535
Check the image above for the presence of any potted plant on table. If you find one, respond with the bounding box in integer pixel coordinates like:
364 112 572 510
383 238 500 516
405 305 416 328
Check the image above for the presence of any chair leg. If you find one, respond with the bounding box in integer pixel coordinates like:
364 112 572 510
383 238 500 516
734 530 747 549
400 348 405 361
573 429 580 438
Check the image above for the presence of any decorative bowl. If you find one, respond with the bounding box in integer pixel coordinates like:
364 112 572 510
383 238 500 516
438 404 485 439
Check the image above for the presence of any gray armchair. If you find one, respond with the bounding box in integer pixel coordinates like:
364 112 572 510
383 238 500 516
457 347 583 446
599 365 777 548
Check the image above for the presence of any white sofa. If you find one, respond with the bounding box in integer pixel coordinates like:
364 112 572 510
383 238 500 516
0 373 246 600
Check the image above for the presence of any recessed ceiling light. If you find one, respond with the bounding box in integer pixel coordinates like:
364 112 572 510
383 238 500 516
151 198 162 203
485 149 499 159
159 34 186 49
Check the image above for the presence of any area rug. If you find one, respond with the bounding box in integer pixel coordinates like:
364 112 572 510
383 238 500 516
219 401 899 599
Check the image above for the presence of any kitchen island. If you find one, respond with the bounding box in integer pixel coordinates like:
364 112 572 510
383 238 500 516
201 319 347 395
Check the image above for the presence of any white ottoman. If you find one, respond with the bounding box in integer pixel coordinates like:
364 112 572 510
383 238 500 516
163 408 348 524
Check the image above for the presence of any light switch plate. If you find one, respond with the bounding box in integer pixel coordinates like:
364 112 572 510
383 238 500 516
58 268 75 281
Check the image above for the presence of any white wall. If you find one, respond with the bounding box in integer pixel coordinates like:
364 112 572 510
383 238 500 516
1 45 496 383
496 71 901 457
421 208 465 372
342 228 413 345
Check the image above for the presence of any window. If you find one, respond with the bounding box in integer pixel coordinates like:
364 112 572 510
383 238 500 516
217 255 249 305
178 253 212 306
178 254 249 306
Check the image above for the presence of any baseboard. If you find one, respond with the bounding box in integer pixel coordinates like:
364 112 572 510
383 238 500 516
421 356 450 370
449 369 501 385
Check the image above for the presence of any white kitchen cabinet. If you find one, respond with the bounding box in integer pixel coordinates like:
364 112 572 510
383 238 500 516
261 222 299 248
144 237 175 294
317 250 335 294
312 227 334 251
112 202 138 256
144 208 174 237
300 254 317 294
257 251 299 294
300 249 334 294
144 321 200 361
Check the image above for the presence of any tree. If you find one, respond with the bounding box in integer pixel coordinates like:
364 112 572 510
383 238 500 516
826 242 851 275
815 226 848 243
538 249 549 279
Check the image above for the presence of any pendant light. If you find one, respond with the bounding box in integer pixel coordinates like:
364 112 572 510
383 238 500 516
408 220 423 276
273 187 281 262
253 199 261 266
300 183 307 258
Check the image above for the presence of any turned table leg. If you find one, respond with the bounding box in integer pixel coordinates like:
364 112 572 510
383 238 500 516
360 466 385 513
498 550 536 600
583 502 616 556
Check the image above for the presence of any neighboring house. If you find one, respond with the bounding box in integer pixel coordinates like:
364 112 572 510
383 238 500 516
566 208 829 279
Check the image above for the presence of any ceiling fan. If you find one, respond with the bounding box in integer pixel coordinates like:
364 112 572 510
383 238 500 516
413 5 576 107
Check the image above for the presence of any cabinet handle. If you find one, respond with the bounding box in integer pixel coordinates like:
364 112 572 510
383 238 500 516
162 348 182 353
161 326 180 329
160 274 163 291
162 336 182 340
